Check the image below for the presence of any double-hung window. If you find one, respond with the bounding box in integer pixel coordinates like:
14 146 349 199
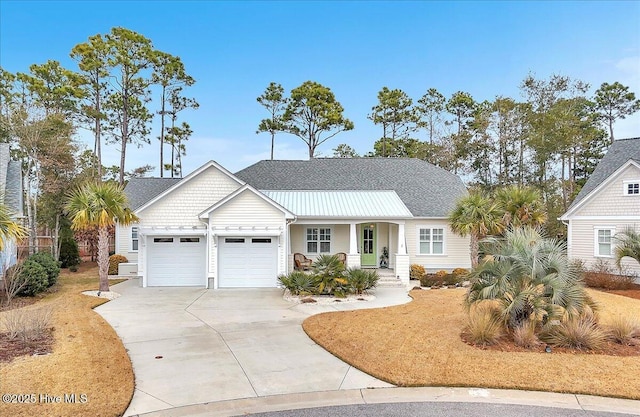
594 228 615 257
306 227 331 254
131 227 139 251
418 227 444 255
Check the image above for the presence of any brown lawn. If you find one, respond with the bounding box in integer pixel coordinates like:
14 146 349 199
303 288 640 400
0 263 134 417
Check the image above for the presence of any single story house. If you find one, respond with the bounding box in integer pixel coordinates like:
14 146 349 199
116 158 471 288
560 137 640 275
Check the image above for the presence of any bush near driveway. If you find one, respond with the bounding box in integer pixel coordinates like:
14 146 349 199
0 263 133 417
303 288 640 399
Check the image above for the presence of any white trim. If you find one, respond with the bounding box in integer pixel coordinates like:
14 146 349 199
293 219 407 225
138 226 208 236
416 225 446 255
212 230 283 237
561 160 640 220
569 215 640 221
593 226 616 258
566 220 573 258
199 184 295 219
305 225 333 255
623 179 640 196
135 160 245 214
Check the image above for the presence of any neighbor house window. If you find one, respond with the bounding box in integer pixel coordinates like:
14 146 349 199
306 227 331 254
418 227 444 255
624 181 640 195
131 227 139 251
594 228 615 257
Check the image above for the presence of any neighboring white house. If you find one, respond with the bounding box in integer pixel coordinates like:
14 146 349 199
560 137 640 275
115 158 471 288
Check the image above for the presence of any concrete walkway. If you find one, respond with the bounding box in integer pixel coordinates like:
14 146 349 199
96 279 411 416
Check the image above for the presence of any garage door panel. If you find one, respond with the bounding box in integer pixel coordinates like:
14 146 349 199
147 236 206 286
218 237 278 288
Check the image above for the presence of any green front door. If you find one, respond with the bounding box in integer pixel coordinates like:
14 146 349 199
360 225 377 266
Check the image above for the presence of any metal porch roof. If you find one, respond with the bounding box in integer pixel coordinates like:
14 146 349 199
261 190 413 218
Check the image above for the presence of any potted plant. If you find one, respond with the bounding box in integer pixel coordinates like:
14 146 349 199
379 246 389 268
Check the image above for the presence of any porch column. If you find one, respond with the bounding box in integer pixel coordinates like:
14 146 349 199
395 222 409 287
397 223 407 254
347 222 361 269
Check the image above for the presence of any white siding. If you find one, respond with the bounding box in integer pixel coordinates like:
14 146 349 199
209 189 287 283
569 219 640 275
406 219 471 272
576 164 640 217
138 165 241 227
115 223 138 263
290 224 350 257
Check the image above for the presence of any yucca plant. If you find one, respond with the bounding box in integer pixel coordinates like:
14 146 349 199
277 271 318 296
614 227 640 269
313 254 347 295
465 227 596 332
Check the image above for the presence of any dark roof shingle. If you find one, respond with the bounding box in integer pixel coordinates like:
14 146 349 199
124 178 182 210
235 158 467 217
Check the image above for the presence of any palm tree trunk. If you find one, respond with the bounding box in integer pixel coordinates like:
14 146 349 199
470 234 479 268
98 226 110 292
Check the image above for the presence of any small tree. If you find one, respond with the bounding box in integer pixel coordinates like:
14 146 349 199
2 263 26 306
66 182 137 292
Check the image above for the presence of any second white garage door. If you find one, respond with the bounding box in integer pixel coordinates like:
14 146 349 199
147 236 206 286
218 237 278 287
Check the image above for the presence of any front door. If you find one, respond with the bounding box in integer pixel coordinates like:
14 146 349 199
360 224 377 266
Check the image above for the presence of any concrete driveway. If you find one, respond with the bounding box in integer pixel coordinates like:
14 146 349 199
96 279 411 416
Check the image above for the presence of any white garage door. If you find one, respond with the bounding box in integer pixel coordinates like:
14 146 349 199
218 237 278 288
147 236 206 286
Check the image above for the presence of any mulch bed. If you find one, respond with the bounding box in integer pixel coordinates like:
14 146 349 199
605 284 640 301
0 329 55 362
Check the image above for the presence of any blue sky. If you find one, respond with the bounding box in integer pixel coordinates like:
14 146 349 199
1 0 639 175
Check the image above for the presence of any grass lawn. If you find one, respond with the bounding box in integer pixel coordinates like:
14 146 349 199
303 288 640 400
0 263 134 417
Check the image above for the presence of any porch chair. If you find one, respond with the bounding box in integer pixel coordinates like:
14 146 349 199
294 253 313 271
335 252 347 266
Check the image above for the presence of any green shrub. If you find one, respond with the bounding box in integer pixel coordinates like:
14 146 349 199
420 273 440 287
278 271 318 296
108 254 129 275
59 235 81 268
346 268 379 295
18 259 49 296
29 252 61 287
410 264 425 280
69 265 78 273
464 304 504 346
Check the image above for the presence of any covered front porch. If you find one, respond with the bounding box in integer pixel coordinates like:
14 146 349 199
287 221 410 285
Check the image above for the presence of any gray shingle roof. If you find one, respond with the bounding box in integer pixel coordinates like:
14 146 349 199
568 137 640 210
235 158 468 217
124 177 182 211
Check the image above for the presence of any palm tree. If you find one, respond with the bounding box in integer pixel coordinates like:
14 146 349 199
0 203 27 251
465 227 594 331
65 182 137 292
494 185 547 228
614 227 640 269
449 192 504 268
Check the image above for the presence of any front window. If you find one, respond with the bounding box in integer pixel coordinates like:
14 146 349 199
595 228 614 257
306 227 331 254
131 227 139 251
419 227 444 255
